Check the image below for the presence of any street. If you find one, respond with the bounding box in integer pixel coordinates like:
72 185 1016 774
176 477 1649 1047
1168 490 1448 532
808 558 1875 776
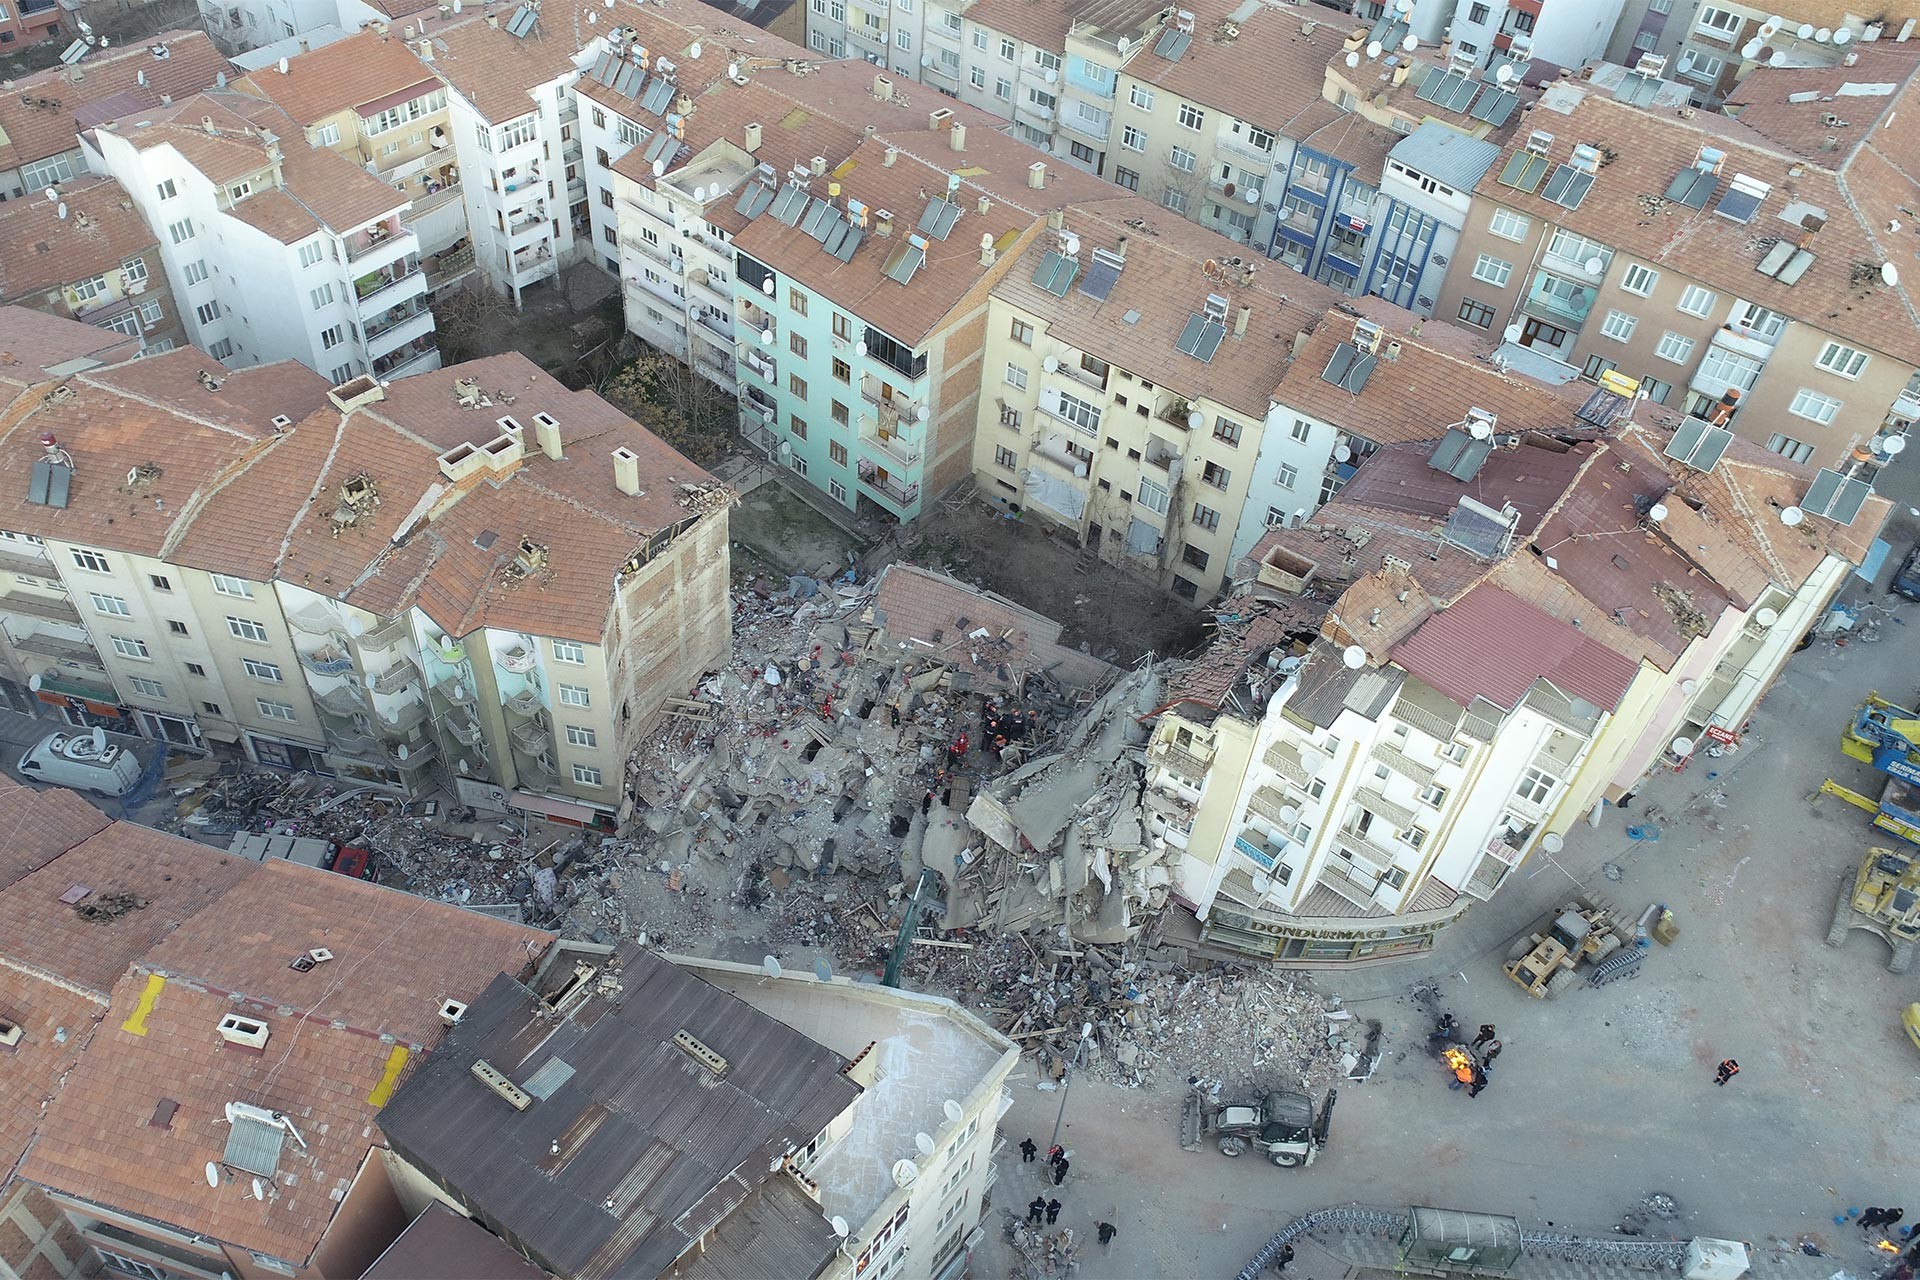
975 463 1920 1279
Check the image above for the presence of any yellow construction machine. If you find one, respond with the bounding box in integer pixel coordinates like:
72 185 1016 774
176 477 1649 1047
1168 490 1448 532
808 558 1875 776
1826 846 1920 973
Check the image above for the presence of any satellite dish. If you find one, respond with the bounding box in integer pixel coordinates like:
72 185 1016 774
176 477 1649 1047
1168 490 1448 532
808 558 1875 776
1833 26 1851 44
1768 51 1787 66
1743 38 1763 57
1583 256 1605 274
1468 419 1492 441
1062 233 1080 255
251 1178 267 1201
26 674 41 692
205 1162 221 1188
1681 678 1698 695
1043 355 1059 372
1402 33 1417 51
1334 444 1353 462
1755 606 1780 626
1797 22 1814 37
1884 434 1908 455
943 1099 965 1125
1780 505 1805 526
452 0 461 11
830 1216 850 1238
1882 262 1900 287
760 328 774 345
892 1159 919 1187
395 743 409 760
1345 51 1360 67
1648 502 1668 522
1366 39 1383 58
1496 63 1514 83
762 955 783 978
689 39 703 57
43 187 55 201
56 203 66 220
914 1132 935 1156
1503 324 1522 341
813 958 833 982
916 404 930 422
1187 409 1205 430
278 55 288 73
1278 805 1299 827
586 8 595 18
761 276 775 295
1672 736 1696 757
1117 35 1131 55
1542 832 1564 853
652 158 665 177
693 185 707 201
728 61 740 78
1341 644 1367 670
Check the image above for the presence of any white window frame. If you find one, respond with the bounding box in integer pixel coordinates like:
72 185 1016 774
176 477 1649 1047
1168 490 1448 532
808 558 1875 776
256 698 297 722
558 683 591 707
227 616 270 643
566 724 598 747
129 676 167 700
1654 331 1695 364
90 592 130 617
210 574 254 597
1599 309 1637 341
1815 341 1869 379
1177 102 1205 130
1488 208 1529 242
1004 362 1028 389
552 640 586 664
1789 388 1841 424
1471 253 1512 287
111 635 152 661
1168 145 1197 173
1695 4 1740 34
1620 263 1658 297
572 763 604 785
1676 284 1715 317
71 548 111 573
243 658 284 682
1129 84 1154 110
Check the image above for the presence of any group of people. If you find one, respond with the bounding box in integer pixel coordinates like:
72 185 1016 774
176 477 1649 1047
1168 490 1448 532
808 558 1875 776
1865 1207 1920 1280
1017 1137 1116 1251
1434 1017 1503 1098
981 700 1032 761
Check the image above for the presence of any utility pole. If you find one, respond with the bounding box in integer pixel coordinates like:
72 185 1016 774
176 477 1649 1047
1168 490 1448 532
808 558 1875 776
882 868 941 988
1046 1023 1093 1155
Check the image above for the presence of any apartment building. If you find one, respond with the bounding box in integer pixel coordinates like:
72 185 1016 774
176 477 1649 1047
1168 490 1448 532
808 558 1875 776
0 176 189 355
1357 123 1505 314
972 198 1337 600
1444 0 1631 71
380 943 1018 1280
86 88 441 382
1148 407 1887 963
199 0 437 55
429 4 590 304
0 0 65 53
1610 0 1886 105
0 31 230 201
235 28 470 259
1434 78 1920 467
0 779 547 1280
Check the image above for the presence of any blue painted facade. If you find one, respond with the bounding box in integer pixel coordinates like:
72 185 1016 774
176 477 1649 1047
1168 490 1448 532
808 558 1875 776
1257 144 1380 295
1359 199 1441 310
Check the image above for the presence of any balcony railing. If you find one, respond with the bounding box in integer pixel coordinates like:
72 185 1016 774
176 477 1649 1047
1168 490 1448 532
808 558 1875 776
364 298 433 341
1524 279 1594 326
855 460 920 509
372 338 438 377
369 659 420 695
346 221 407 262
299 645 355 677
354 260 423 302
373 698 427 735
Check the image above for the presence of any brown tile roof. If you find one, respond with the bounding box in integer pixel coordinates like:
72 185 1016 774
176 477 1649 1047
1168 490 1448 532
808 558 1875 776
1335 436 1594 531
1168 599 1319 708
963 0 1072 51
232 28 439 127
992 195 1341 418
1124 0 1350 135
1722 48 1919 162
1270 303 1589 446
83 347 331 439
1292 100 1400 186
1476 89 1920 365
0 177 162 302
1392 581 1640 712
1320 567 1433 665
428 2 589 124
0 309 142 390
0 777 111 893
0 31 229 174
0 964 100 1179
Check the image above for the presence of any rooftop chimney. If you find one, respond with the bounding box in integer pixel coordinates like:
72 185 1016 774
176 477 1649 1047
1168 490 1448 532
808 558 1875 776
533 411 562 460
810 154 827 176
744 121 762 152
884 145 898 166
612 446 641 495
950 122 966 152
1027 161 1047 190
418 38 434 61
485 10 498 26
1234 306 1251 337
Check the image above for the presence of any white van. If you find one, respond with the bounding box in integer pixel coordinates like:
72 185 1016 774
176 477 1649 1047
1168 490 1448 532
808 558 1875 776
17 729 142 796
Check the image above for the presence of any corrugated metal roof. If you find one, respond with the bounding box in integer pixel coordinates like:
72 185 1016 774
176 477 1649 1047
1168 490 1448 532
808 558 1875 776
378 949 859 1280
1391 584 1639 714
1389 122 1504 194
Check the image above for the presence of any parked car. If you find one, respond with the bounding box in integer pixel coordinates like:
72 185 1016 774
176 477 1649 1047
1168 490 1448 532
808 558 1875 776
1892 541 1920 602
17 729 141 796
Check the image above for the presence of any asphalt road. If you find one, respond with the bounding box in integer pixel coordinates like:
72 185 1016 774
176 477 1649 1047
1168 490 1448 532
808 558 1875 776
977 459 1920 1280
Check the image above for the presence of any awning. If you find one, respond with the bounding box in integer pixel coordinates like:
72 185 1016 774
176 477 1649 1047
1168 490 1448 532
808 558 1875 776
506 790 610 825
357 79 441 118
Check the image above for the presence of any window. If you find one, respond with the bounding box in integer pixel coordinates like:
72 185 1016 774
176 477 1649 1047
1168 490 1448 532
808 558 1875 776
186 663 207 678
1456 298 1495 329
138 301 163 326
994 444 1018 470
969 67 986 89
1676 284 1715 317
788 373 808 398
195 301 222 326
1816 341 1869 379
1277 462 1300 489
149 574 171 592
1696 4 1740 34
829 479 847 503
90 592 130 616
70 548 110 573
1765 432 1816 463
71 274 109 303
1790 388 1842 424
1642 377 1674 405
1115 166 1140 191
1137 477 1171 515
1200 461 1230 490
1175 102 1206 131
559 683 591 707
1191 502 1221 531
1516 767 1557 805
256 699 297 722
1727 302 1785 342
1488 208 1530 242
1583 354 1618 381
971 28 988 48
832 313 852 341
1398 824 1429 850
243 658 284 682
227 616 270 643
1168 145 1197 173
1289 418 1313 444
1163 188 1190 215
156 179 177 201
1655 331 1696 364
831 401 849 426
167 620 189 636
1212 417 1242 447
789 415 808 441
1005 362 1028 389
309 283 335 309
1693 346 1759 396
111 635 151 660
227 180 253 202
320 324 345 350
995 77 1013 101
790 455 809 478
1121 125 1146 151
551 640 585 664
183 259 210 286
895 29 911 48
789 332 808 359
1468 1 1489 18
1471 254 1512 287
566 725 598 747
97 1250 168 1280
1599 310 1637 341
210 574 253 597
329 364 354 385
1047 389 1101 432
129 676 166 700
1419 782 1449 808
1010 318 1033 345
1440 740 1469 763
999 35 1016 58
495 114 538 150
1620 263 1658 296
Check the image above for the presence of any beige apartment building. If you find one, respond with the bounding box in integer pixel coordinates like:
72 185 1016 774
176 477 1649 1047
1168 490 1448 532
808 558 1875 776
971 197 1334 601
235 27 470 260
0 310 730 823
1434 78 1920 467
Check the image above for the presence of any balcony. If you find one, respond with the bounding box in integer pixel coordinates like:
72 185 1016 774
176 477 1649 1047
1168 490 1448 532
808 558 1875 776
508 206 550 245
510 716 551 753
369 659 420 695
1217 130 1276 166
741 349 778 386
1147 739 1210 784
512 245 556 284
373 698 427 735
13 632 103 668
855 460 920 512
364 296 433 344
504 686 544 718
496 642 536 673
356 615 411 654
1057 110 1111 143
1523 275 1594 326
859 428 922 472
372 338 439 379
739 300 775 336
387 737 437 770
1245 785 1297 826
327 726 379 757
625 234 682 274
1710 324 1777 360
689 269 732 307
860 375 922 421
513 750 560 790
0 590 78 624
354 260 425 309
694 309 734 342
444 715 484 747
1233 828 1289 872
695 352 737 387
345 219 414 271
315 684 366 717
299 645 355 678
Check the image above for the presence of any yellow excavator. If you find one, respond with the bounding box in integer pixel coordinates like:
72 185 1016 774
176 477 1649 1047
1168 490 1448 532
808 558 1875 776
1813 693 1920 846
1826 846 1920 973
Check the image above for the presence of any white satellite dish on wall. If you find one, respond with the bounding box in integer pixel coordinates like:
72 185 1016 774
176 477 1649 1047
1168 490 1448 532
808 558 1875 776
892 1160 919 1187
1503 324 1522 341
1468 419 1493 441
1743 38 1763 57
1681 678 1698 694
1780 505 1805 526
1187 410 1205 430
831 1216 850 1238
1334 444 1352 462
1278 806 1299 827
1403 33 1417 51
762 955 783 978
1341 644 1367 670
1541 832 1564 853
1754 607 1779 627
1797 21 1815 37
1043 355 1059 372
1884 434 1908 455
251 1178 267 1201
1302 749 1329 774
1345 50 1360 67
1648 502 1668 522
914 1132 935 1156
1672 736 1696 757
943 1099 965 1124
1366 39 1382 58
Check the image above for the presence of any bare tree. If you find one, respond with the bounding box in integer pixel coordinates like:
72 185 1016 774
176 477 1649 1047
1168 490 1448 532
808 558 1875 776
597 344 738 466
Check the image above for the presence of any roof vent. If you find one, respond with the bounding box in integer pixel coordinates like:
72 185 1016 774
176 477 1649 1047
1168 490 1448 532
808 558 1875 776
327 373 384 413
0 1017 21 1048
439 998 468 1026
673 1028 729 1076
470 1058 533 1109
217 1013 270 1049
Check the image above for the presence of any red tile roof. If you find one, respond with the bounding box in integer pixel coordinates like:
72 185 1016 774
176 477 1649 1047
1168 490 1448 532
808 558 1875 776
0 31 230 174
1392 582 1639 712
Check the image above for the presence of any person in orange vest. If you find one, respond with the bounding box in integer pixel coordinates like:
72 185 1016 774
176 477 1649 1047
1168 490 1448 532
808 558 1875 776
1714 1058 1740 1086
